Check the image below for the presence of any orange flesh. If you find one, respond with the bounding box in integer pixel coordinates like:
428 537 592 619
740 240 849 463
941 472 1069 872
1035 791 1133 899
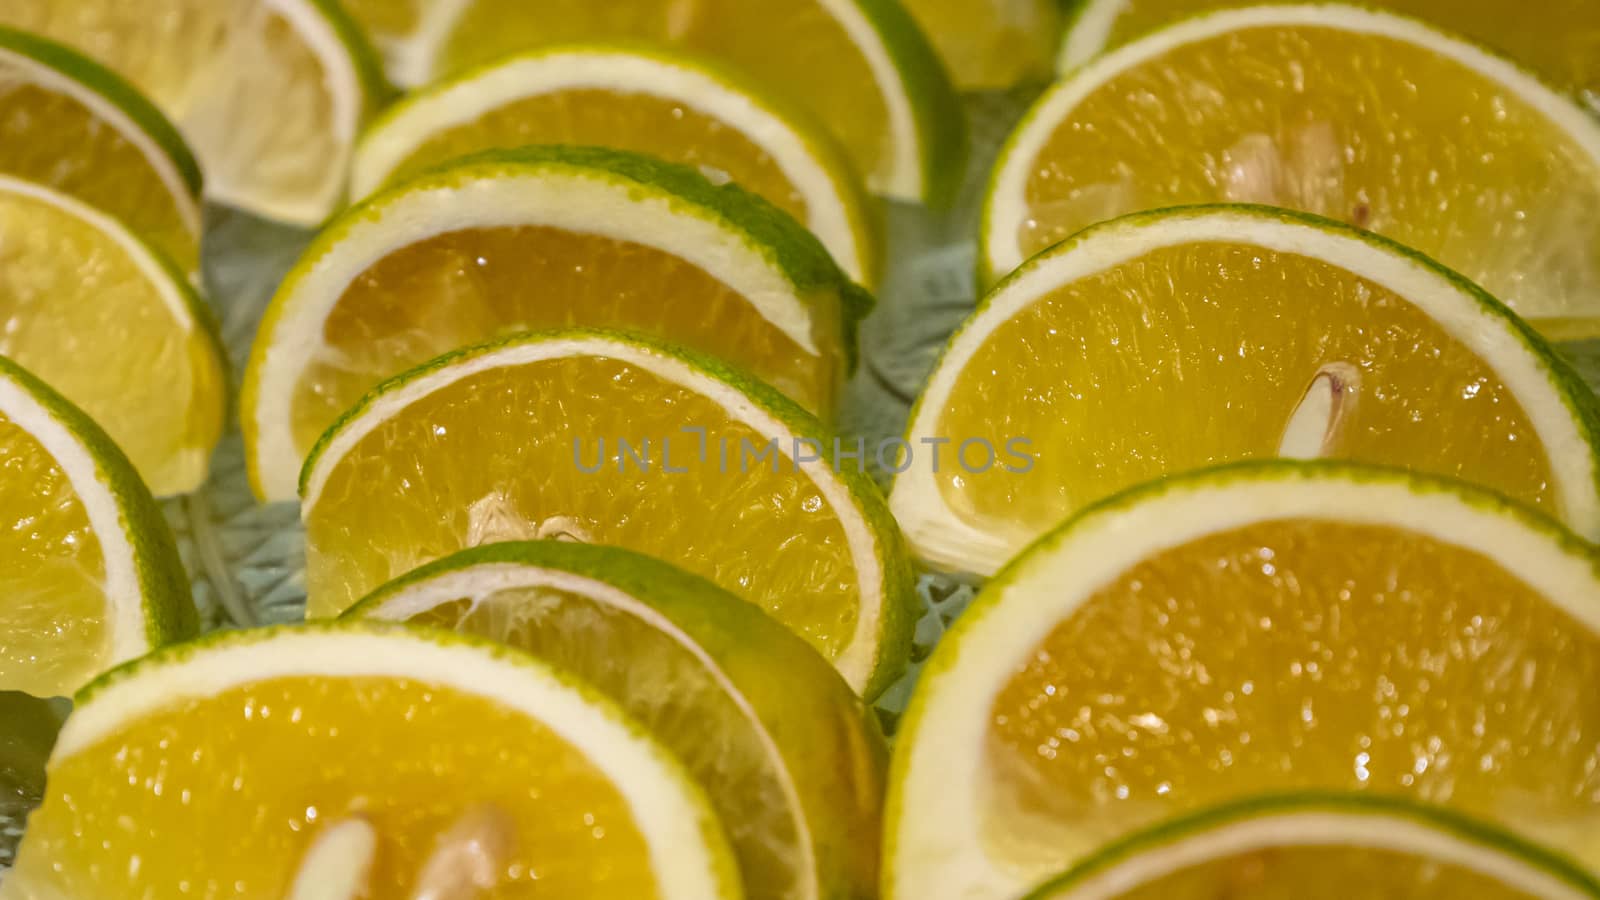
385 89 810 225
0 59 195 271
9 676 661 897
304 355 862 664
1098 0 1600 101
1015 26 1600 327
901 0 1062 89
290 225 842 456
0 410 107 698
935 242 1554 549
984 520 1600 874
436 0 893 188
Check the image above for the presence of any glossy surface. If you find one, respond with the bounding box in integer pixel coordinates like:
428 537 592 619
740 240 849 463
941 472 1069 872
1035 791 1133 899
0 52 196 271
7 676 660 897
936 241 1553 550
1089 0 1600 104
291 225 842 456
383 90 809 223
1013 25 1600 331
305 356 863 664
983 520 1600 876
0 190 224 496
0 0 349 222
434 0 895 192
0 412 106 698
416 586 809 899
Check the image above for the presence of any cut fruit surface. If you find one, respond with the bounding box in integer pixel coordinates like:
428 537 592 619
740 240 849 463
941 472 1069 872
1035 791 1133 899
986 5 1600 335
245 145 870 501
0 0 381 225
348 541 886 900
300 330 915 698
0 27 201 273
1022 793 1600 900
0 177 226 496
2 623 740 898
371 0 962 203
893 206 1600 576
886 462 1600 900
1059 0 1600 107
0 356 192 699
901 0 1062 89
353 45 878 285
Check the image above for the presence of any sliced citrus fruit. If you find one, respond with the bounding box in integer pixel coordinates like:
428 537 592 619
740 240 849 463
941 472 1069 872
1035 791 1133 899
986 5 1600 336
1059 0 1600 107
0 26 201 274
1023 793 1600 900
894 205 1600 576
300 329 916 698
244 145 871 501
0 0 384 225
900 0 1063 89
0 355 193 700
887 461 1600 900
352 44 878 285
0 176 226 496
383 0 963 203
347 540 887 900
1 623 740 897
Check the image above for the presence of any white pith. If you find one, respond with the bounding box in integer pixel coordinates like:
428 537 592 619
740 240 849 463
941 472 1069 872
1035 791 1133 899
0 175 197 329
888 470 1600 900
892 209 1600 576
202 0 366 224
1056 0 1128 72
363 560 819 899
1038 807 1594 899
249 166 829 501
52 629 734 900
301 335 888 692
0 373 148 674
0 46 202 240
398 0 927 199
989 3 1600 283
351 47 870 282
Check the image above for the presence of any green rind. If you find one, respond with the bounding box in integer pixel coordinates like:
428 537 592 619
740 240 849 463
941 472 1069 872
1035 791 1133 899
346 540 888 897
303 0 396 115
354 40 883 286
0 25 202 195
300 325 918 700
849 0 968 207
0 355 196 672
61 620 742 898
1021 791 1600 899
923 204 1600 534
886 459 1600 894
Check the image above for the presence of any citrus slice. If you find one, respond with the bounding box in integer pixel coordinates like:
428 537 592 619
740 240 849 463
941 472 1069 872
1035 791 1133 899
300 329 915 698
1023 793 1600 900
893 205 1600 576
985 5 1600 336
352 44 878 285
380 0 963 203
0 0 384 225
0 176 227 496
0 26 201 274
244 145 871 501
1 623 740 897
900 0 1063 89
886 461 1600 900
1059 0 1600 107
0 355 193 700
347 540 887 900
